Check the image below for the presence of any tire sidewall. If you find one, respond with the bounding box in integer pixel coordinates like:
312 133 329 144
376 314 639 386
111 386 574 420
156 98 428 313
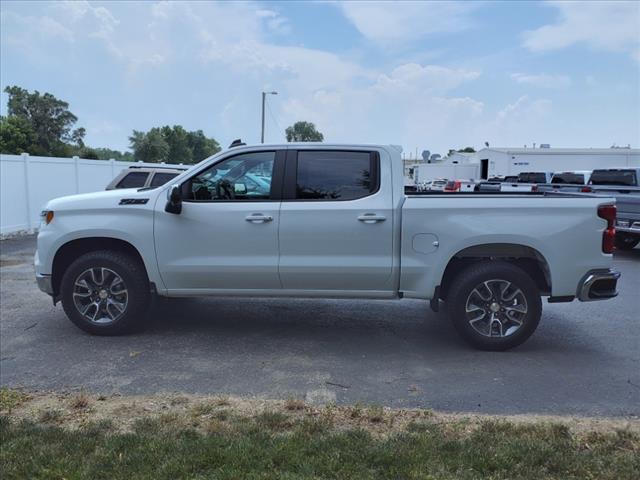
447 262 542 351
61 251 149 335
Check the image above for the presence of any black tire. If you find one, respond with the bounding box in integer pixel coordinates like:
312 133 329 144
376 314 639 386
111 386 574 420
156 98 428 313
615 234 639 251
60 250 150 335
446 261 542 351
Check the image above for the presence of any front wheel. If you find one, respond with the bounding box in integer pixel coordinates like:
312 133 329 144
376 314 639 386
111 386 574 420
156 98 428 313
60 250 150 335
446 261 542 351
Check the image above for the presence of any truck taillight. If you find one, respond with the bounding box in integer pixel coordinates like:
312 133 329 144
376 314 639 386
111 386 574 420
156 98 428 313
581 186 592 193
597 204 616 254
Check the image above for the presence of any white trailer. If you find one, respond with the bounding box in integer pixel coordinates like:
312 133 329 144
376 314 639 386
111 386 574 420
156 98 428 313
474 148 640 179
414 163 479 185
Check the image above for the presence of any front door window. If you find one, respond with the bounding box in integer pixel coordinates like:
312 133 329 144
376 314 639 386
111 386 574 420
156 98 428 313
186 151 275 201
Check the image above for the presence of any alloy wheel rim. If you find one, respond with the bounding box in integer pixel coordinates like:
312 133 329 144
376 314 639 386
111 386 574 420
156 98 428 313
464 279 527 338
72 267 128 324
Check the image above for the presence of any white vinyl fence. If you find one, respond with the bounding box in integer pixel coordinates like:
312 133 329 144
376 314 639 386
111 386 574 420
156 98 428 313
0 153 176 235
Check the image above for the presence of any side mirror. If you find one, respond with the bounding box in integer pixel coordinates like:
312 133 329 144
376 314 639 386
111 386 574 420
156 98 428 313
165 184 182 214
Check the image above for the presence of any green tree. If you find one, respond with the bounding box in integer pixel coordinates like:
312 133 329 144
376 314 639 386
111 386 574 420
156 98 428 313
94 148 135 162
4 86 85 155
0 115 38 154
187 130 221 162
129 126 220 164
70 127 86 148
129 129 169 163
285 121 324 142
161 125 192 164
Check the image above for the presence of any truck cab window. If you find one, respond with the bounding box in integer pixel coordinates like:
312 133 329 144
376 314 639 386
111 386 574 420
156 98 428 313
185 151 275 201
150 172 179 187
116 172 149 188
296 151 376 200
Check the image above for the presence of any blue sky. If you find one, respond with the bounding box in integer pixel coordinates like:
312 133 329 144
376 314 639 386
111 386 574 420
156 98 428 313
1 0 639 156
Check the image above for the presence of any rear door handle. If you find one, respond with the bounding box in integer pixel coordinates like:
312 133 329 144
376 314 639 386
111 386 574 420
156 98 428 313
245 214 273 223
357 213 386 224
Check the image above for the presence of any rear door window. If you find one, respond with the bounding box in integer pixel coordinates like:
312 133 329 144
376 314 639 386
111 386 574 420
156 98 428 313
295 151 377 200
116 172 149 188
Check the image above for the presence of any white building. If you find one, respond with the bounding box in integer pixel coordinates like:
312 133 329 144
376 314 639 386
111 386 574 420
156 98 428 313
474 147 640 180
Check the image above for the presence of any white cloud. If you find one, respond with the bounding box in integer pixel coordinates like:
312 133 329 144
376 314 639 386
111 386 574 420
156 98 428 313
496 95 552 124
255 9 290 34
0 11 74 45
374 64 481 94
510 73 571 89
1 1 486 153
339 1 477 47
523 1 640 60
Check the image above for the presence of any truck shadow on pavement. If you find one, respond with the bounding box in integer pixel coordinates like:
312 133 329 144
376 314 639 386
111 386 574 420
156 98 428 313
140 296 585 355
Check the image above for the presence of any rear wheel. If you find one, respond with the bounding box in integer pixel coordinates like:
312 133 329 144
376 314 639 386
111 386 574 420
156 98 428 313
446 261 542 351
615 234 639 251
61 250 150 335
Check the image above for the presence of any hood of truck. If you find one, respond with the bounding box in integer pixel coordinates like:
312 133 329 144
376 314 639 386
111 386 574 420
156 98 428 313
45 187 160 211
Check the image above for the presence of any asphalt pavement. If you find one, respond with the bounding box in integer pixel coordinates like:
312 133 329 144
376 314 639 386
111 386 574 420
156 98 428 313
1 235 639 416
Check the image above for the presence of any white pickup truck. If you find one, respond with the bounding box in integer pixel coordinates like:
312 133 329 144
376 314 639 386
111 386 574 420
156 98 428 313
35 144 621 350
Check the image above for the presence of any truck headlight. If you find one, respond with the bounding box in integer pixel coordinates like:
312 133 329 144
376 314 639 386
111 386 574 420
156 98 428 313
40 210 54 225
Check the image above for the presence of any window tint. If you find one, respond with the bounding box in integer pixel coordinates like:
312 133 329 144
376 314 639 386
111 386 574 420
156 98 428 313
518 172 546 183
150 172 179 187
116 172 149 188
296 151 374 200
589 170 637 186
187 151 274 201
551 173 584 184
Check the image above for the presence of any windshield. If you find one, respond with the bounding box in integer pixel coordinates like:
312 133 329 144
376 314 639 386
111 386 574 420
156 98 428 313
589 170 637 186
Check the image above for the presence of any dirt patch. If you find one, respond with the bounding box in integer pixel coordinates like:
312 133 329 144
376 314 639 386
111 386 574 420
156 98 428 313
4 389 639 438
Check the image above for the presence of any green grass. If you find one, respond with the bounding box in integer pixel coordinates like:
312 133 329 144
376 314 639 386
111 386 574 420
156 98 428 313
1 414 638 479
0 388 28 413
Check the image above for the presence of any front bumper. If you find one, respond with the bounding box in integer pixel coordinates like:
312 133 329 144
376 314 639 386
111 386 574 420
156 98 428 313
36 273 54 296
577 269 621 302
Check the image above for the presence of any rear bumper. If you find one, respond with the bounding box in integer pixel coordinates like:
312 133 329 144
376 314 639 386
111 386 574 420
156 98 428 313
577 269 621 302
616 219 640 236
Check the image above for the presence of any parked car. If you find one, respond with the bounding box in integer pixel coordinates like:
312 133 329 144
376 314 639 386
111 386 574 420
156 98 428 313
551 170 592 186
613 194 640 250
474 181 502 192
536 171 593 193
444 180 476 192
428 179 448 191
35 144 620 351
497 172 553 193
416 180 432 192
106 166 188 190
444 180 461 192
587 168 640 250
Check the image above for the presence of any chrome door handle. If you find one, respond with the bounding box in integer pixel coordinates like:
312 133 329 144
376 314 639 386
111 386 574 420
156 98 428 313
357 213 386 224
245 214 273 223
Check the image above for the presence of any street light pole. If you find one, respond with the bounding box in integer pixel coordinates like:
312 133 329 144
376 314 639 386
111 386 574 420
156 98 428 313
261 91 277 143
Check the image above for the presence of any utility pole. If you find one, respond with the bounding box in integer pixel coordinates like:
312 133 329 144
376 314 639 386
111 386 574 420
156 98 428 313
261 91 278 143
